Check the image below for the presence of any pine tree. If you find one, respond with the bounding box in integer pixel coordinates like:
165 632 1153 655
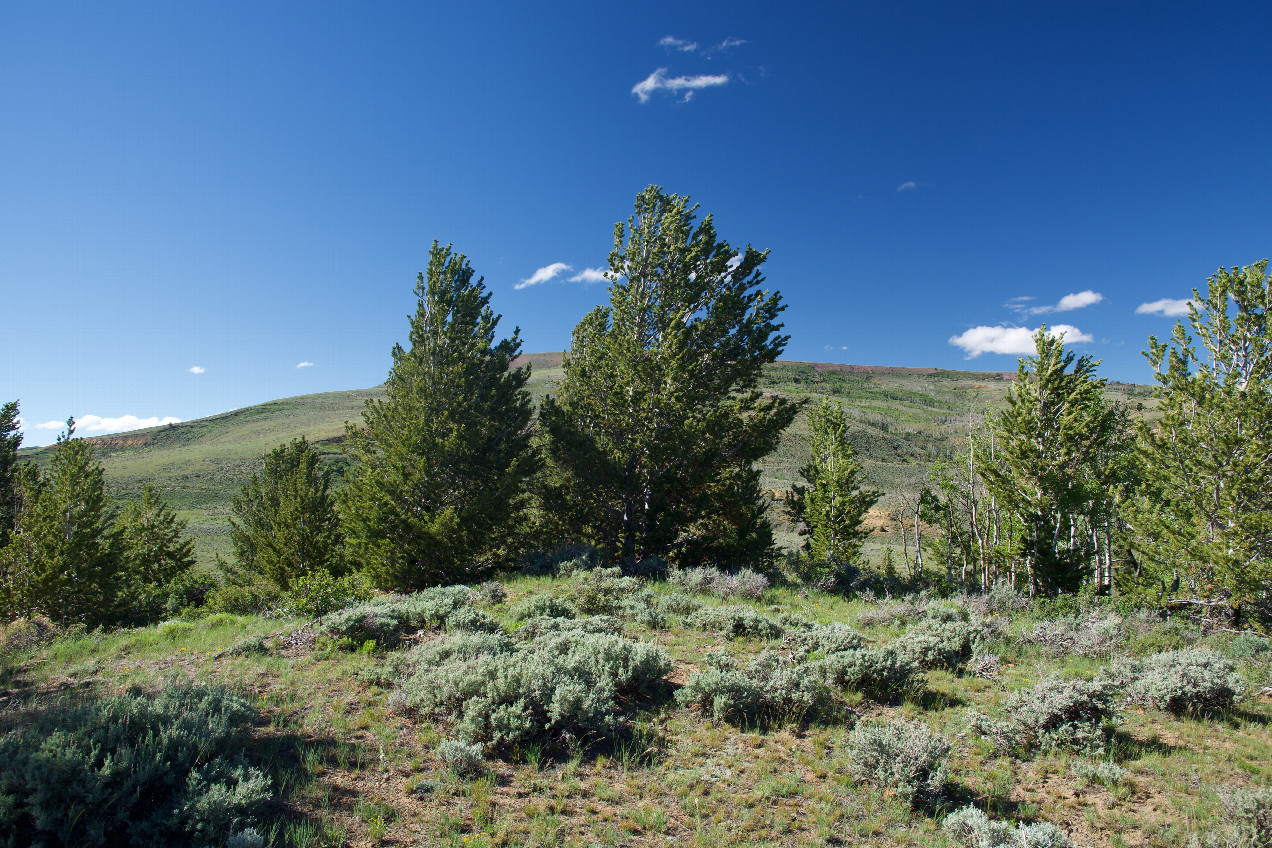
0 420 121 625
1131 259 1272 618
341 242 536 590
116 483 196 621
540 186 797 567
0 400 22 547
979 329 1127 596
785 398 880 576
230 436 343 590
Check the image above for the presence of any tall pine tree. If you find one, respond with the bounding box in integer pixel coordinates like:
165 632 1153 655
785 398 880 576
540 186 797 567
341 242 536 590
0 400 22 547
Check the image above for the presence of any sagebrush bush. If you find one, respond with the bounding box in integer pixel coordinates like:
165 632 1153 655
513 614 624 641
1226 631 1271 660
205 579 283 616
843 718 949 807
393 631 671 751
318 586 478 648
1219 785 1272 848
1022 613 1126 658
508 594 578 622
657 591 703 616
1121 648 1245 717
667 565 769 600
436 738 485 778
279 571 372 618
895 616 982 670
943 804 1080 847
470 580 507 606
0 614 58 653
821 645 920 700
969 676 1119 755
1070 758 1128 788
0 683 271 847
688 605 785 640
782 623 867 658
565 567 656 618
677 651 835 726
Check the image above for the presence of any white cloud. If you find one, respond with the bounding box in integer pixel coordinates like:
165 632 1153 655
35 414 182 434
297 361 314 368
1136 298 1194 317
188 365 205 374
658 35 697 52
1022 289 1103 315
949 324 1094 358
632 68 729 103
717 37 747 50
897 181 917 191
515 262 573 290
568 268 609 284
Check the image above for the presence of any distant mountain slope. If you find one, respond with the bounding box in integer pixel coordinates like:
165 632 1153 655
19 356 1154 567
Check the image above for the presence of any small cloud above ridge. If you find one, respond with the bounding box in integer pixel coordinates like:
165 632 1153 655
949 324 1094 358
1136 298 1194 317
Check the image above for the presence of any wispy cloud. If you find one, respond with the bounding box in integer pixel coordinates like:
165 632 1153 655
897 181 917 192
568 268 609 284
1018 290 1103 315
1136 298 1193 317
632 68 729 103
35 414 182 434
515 262 573 290
297 361 314 368
658 35 698 52
949 324 1094 358
188 366 205 374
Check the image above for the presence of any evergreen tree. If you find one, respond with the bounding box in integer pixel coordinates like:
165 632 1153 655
785 398 880 575
0 420 120 625
540 186 797 567
230 436 344 590
979 329 1127 596
1131 259 1272 618
116 483 196 621
341 242 536 590
0 400 22 546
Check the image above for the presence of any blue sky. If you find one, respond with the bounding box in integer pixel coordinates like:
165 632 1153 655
3 1 1270 446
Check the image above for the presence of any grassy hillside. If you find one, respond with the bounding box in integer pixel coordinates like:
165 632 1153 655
18 355 1156 567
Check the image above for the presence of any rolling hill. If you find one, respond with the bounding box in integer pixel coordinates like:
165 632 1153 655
18 354 1156 567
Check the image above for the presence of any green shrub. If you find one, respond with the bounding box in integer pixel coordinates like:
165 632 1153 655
843 718 949 807
317 586 478 648
393 631 671 751
205 579 282 616
1022 613 1126 658
565 567 656 618
821 645 920 700
163 570 221 615
0 614 58 654
1122 648 1245 717
688 605 785 640
470 580 508 606
969 676 1119 755
1070 759 1128 788
657 592 703 616
279 571 372 618
667 566 769 600
943 805 1081 847
520 544 598 577
514 615 623 641
1216 785 1272 848
895 616 982 670
1227 631 1271 660
677 651 835 726
0 683 271 847
508 594 578 622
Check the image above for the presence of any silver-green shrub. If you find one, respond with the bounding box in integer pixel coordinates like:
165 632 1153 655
513 615 624 641
657 592 703 616
943 805 1082 847
667 565 769 600
677 650 835 725
470 580 508 606
821 645 920 700
565 567 656 618
317 585 478 648
508 594 578 622
969 676 1119 755
843 718 949 807
688 605 785 640
1122 648 1245 716
394 631 671 751
444 606 502 634
436 738 485 778
0 684 271 846
895 616 982 670
1022 613 1126 658
1070 759 1128 788
1226 632 1271 661
783 623 867 658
